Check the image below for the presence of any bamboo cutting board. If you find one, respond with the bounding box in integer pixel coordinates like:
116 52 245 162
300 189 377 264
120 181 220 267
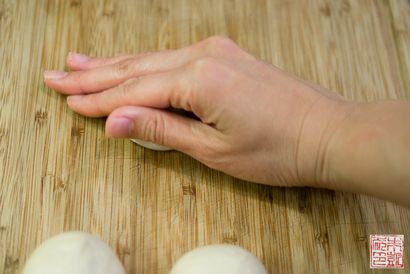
0 0 409 273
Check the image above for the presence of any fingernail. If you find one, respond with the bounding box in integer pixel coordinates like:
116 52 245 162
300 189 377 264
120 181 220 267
109 117 133 138
43 70 68 80
68 52 90 63
67 95 83 105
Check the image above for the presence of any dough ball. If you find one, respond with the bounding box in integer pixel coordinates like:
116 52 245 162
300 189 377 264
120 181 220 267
170 244 267 274
23 232 125 274
131 139 172 151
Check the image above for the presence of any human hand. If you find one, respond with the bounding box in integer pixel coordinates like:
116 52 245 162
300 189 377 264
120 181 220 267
44 36 355 187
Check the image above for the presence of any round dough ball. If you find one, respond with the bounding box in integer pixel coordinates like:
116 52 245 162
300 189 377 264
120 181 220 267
170 244 267 274
23 232 125 274
131 139 172 151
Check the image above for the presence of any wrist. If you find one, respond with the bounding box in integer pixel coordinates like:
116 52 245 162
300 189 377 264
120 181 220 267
323 100 410 205
296 97 359 188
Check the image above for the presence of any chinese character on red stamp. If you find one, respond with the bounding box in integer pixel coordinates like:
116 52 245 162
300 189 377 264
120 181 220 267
370 234 404 269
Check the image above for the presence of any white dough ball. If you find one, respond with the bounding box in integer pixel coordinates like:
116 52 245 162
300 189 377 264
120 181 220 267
23 232 125 274
131 139 172 151
170 244 268 274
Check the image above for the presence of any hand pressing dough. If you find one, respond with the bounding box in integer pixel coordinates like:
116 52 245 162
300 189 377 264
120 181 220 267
170 244 268 274
23 232 125 274
131 139 172 151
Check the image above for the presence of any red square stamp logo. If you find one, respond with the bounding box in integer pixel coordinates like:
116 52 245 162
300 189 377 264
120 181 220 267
370 234 404 269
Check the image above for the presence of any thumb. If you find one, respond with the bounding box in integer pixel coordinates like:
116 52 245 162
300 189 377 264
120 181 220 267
105 106 216 154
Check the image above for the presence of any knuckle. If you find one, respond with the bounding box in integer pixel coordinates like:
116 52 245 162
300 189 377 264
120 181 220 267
74 72 89 94
188 57 232 86
203 35 238 54
190 57 220 77
117 77 139 98
142 114 166 145
91 94 106 116
118 84 129 100
205 35 233 45
114 58 136 76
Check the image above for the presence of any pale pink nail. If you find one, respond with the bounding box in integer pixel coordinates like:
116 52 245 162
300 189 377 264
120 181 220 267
108 117 133 138
68 52 90 63
43 70 68 80
67 95 83 105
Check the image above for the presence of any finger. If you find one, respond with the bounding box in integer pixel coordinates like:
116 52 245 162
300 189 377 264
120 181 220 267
44 36 242 95
65 35 241 72
66 70 187 117
44 49 192 95
66 52 133 71
105 106 217 155
65 57 235 120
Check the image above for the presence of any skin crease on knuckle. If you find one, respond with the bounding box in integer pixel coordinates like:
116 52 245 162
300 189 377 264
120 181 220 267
114 58 139 78
78 77 140 117
71 72 88 94
89 94 109 117
117 78 139 101
140 113 166 146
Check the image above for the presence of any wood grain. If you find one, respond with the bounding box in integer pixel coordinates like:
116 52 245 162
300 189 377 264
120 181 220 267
0 0 409 273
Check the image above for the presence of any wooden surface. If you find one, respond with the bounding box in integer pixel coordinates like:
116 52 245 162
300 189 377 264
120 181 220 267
0 0 409 273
